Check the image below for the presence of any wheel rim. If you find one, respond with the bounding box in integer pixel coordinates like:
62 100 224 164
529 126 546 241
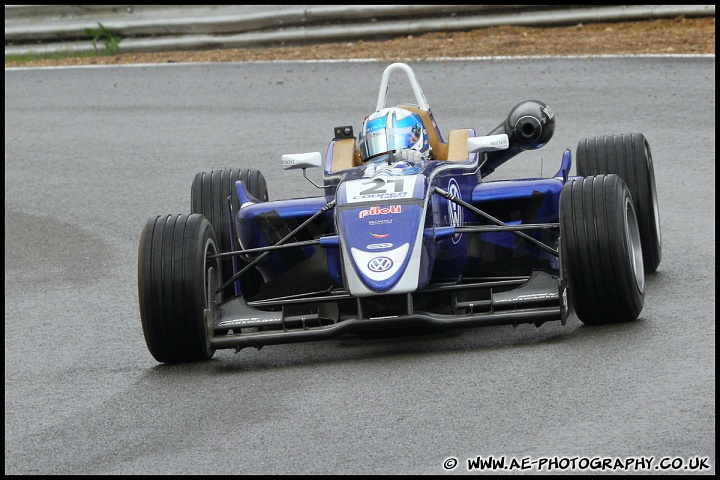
204 237 221 309
203 236 221 356
625 196 645 292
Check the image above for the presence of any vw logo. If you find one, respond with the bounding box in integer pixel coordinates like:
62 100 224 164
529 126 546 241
368 256 393 272
447 178 463 244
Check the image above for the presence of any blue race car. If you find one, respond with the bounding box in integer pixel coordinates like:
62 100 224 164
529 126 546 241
138 62 662 364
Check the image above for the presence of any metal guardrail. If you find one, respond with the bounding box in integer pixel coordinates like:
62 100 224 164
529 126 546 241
5 4 716 57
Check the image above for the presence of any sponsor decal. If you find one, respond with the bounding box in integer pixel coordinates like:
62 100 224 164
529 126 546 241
368 257 393 273
356 192 408 201
369 219 393 225
359 205 401 218
371 233 390 238
218 317 282 326
490 137 509 148
351 243 409 284
494 292 558 303
367 243 393 250
543 105 554 120
447 178 463 244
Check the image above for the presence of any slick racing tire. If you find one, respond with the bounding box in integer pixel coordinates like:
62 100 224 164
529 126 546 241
191 168 268 298
559 174 644 325
138 214 220 363
575 133 661 273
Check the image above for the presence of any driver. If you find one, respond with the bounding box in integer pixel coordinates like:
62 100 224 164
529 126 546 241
358 107 432 163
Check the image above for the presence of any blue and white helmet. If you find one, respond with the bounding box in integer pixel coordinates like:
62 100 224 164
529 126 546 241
358 107 430 161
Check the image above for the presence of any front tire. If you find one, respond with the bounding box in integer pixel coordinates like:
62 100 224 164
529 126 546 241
560 174 644 325
138 214 220 363
576 133 661 273
191 168 268 298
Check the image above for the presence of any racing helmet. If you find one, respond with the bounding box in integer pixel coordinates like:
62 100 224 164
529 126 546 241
358 107 430 161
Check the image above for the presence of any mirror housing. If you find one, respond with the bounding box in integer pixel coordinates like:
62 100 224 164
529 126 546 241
281 152 322 170
467 134 509 154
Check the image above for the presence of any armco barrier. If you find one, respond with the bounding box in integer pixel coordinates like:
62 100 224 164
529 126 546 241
5 4 715 57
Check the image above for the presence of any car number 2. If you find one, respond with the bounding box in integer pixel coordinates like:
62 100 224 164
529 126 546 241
344 174 419 203
359 178 405 195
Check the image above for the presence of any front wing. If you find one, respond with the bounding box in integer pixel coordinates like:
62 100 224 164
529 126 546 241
207 269 569 351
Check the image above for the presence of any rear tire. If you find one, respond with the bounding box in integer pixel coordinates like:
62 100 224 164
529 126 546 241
191 168 268 298
138 214 220 363
560 174 644 325
576 133 661 273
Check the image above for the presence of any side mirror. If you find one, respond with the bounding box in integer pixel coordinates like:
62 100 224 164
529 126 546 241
467 134 509 154
281 152 322 170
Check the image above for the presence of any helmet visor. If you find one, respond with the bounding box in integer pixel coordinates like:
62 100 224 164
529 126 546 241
362 125 421 159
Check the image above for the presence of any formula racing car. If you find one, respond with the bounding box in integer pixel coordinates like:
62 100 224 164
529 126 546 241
138 62 662 363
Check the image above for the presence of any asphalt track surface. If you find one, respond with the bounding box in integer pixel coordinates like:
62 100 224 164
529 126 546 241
5 56 716 475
